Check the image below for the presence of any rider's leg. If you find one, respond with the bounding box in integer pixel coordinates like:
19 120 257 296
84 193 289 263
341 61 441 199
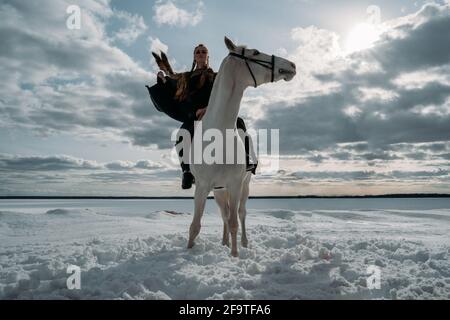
236 117 258 174
176 121 194 169
175 121 195 189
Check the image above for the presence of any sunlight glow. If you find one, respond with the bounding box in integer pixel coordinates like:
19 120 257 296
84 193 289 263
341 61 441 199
345 23 380 53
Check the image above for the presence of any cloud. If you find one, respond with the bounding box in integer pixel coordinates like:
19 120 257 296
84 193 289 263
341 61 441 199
0 154 101 171
0 0 178 150
265 167 449 184
134 160 165 170
0 154 169 172
6 1 447 155
1 148 447 196
1 1 450 196
148 36 175 73
388 169 449 180
287 170 379 181
404 152 428 160
0 152 180 195
149 36 169 55
153 1 204 27
434 153 450 160
306 154 327 163
370 4 450 73
272 141 450 181
106 159 165 171
123 120 178 149
86 169 179 183
112 10 148 46
253 3 450 156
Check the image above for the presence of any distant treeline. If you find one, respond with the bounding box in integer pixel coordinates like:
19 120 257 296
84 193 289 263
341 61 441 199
1 194 449 199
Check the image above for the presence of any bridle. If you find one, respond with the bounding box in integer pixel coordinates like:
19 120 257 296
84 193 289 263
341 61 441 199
228 48 275 88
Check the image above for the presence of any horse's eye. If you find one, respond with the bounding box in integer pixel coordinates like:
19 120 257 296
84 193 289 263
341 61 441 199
253 50 260 55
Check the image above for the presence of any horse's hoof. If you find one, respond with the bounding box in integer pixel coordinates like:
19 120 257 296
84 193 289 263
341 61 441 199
241 240 248 248
187 241 195 249
231 250 238 257
222 240 230 247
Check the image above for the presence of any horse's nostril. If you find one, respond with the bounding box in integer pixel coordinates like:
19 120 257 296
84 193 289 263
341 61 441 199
291 62 296 69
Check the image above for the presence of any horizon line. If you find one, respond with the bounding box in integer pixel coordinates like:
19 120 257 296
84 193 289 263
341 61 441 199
1 193 449 199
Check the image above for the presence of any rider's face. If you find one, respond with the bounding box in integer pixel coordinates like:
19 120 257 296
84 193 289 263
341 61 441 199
194 46 208 66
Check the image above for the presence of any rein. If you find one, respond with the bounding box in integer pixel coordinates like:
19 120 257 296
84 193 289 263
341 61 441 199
228 48 275 88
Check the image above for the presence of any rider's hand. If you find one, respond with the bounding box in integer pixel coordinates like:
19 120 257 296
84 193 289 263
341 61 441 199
157 71 166 84
196 107 207 120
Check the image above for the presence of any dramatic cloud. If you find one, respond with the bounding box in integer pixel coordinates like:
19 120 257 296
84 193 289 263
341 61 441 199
0 0 171 150
253 3 450 157
153 1 204 27
1 1 449 196
4 1 448 154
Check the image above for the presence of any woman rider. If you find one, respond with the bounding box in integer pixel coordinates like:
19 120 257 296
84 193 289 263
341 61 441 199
147 44 256 189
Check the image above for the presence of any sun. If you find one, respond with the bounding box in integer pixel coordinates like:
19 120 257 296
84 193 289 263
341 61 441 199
345 23 380 53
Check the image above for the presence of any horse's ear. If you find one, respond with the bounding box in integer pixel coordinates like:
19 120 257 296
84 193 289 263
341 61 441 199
224 36 236 51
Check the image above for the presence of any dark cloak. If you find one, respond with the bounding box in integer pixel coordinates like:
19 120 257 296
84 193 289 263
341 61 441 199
146 77 196 123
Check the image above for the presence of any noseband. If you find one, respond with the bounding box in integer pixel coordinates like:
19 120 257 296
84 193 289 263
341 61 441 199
228 48 275 88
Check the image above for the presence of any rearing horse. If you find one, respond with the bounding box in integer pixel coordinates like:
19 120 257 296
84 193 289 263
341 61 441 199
188 36 296 257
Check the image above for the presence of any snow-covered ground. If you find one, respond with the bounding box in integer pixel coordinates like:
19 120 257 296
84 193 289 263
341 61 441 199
0 199 449 300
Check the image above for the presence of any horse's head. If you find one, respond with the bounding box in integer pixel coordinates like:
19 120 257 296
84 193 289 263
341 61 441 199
224 36 296 88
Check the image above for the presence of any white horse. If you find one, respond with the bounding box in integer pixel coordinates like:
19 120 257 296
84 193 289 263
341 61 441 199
188 36 296 257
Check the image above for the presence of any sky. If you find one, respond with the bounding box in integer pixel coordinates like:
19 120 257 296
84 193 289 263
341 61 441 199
0 0 450 196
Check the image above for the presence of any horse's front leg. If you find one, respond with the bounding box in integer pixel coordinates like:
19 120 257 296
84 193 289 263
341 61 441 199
188 184 210 248
239 174 251 248
228 183 243 257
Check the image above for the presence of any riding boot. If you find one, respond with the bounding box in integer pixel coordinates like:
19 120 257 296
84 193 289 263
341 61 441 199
177 147 194 189
245 134 258 174
177 140 195 189
180 162 195 190
176 122 195 190
237 117 258 174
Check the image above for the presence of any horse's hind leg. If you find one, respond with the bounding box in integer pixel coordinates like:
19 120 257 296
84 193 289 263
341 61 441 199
239 173 251 248
188 185 210 249
213 189 230 246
